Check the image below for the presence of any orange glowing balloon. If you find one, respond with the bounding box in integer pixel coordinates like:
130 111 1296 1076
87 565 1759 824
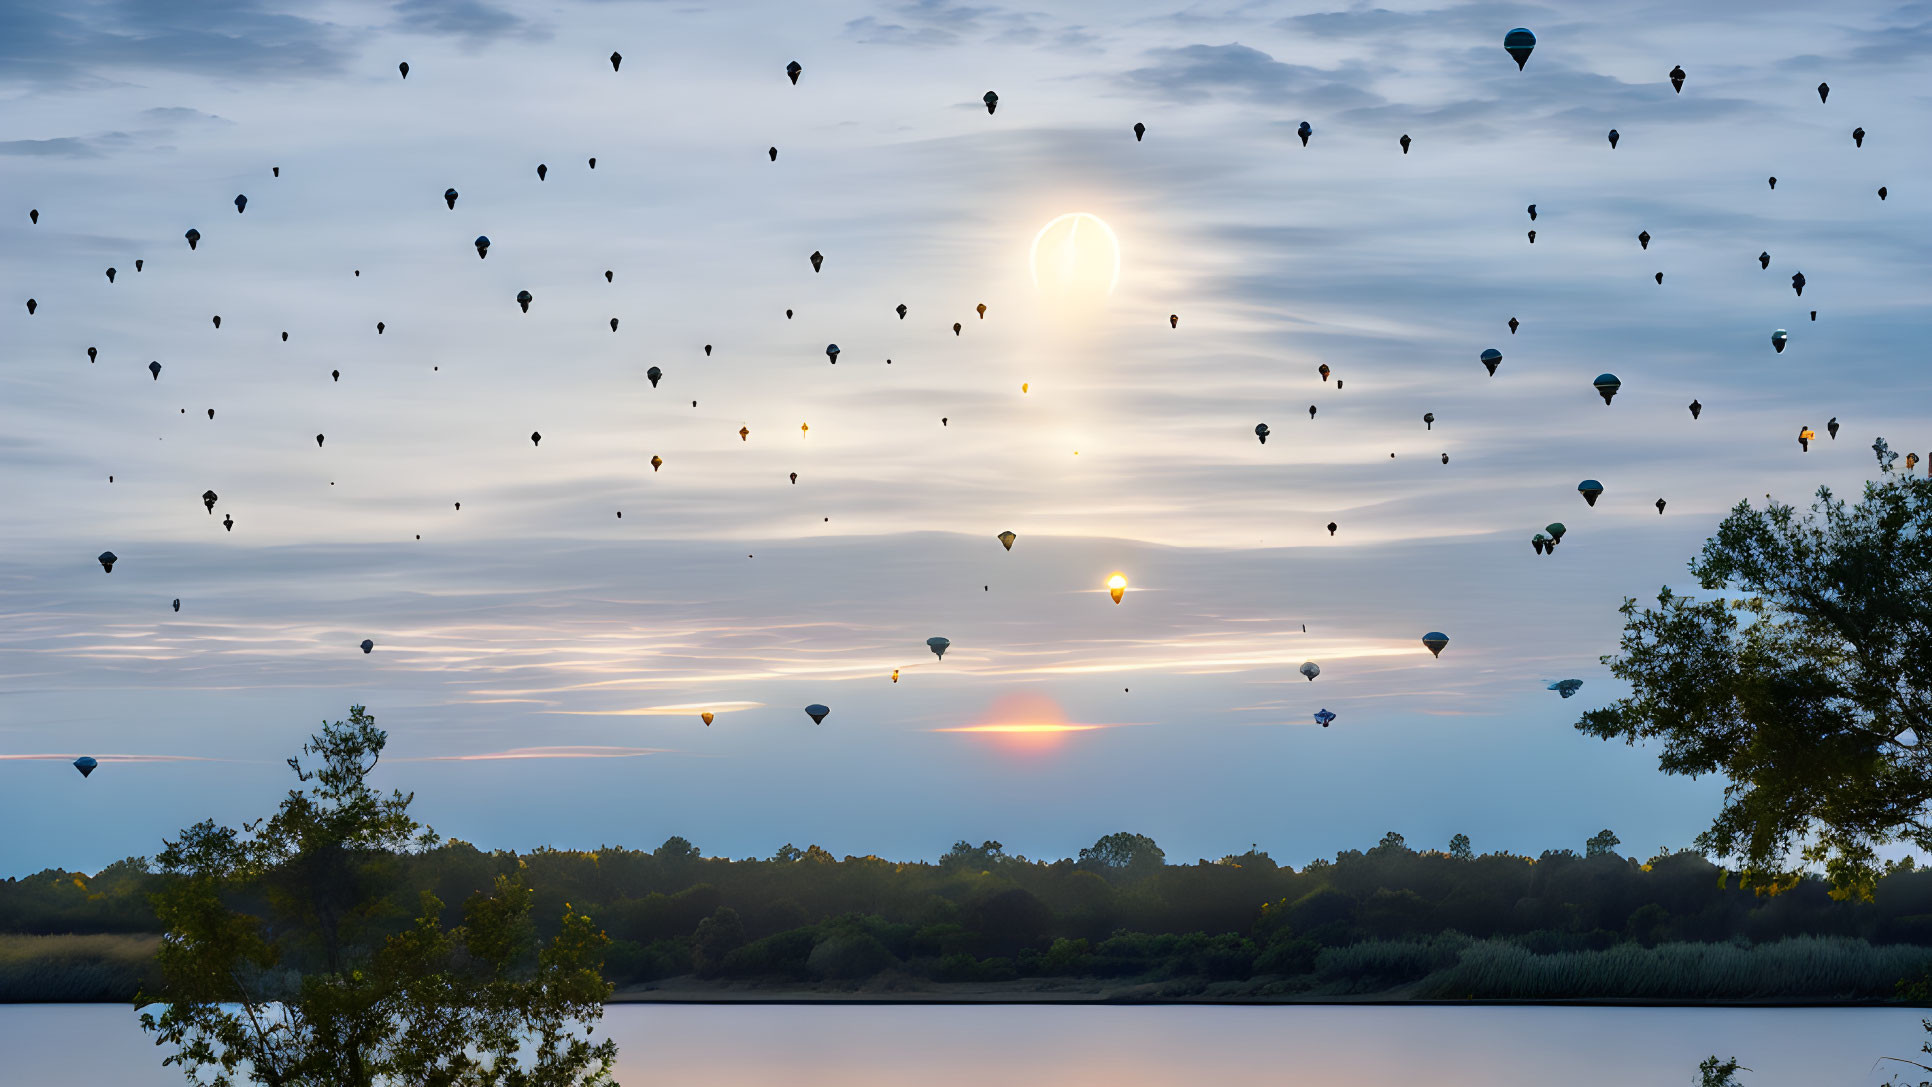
1106 572 1127 604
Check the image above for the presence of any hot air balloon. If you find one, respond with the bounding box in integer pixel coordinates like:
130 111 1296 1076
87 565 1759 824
789 472 797 485
927 637 951 660
825 344 839 363
998 531 1016 551
1689 400 1702 419
647 366 662 387
530 431 541 446
977 303 986 319
474 236 489 258
1299 661 1321 681
87 347 96 362
1133 122 1145 141
172 598 181 612
1297 121 1311 146
1791 272 1805 296
651 455 662 471
1771 329 1788 353
234 194 247 213
1608 129 1621 148
983 91 998 114
896 303 908 320
222 515 233 532
1549 679 1583 698
1578 479 1604 506
73 757 97 778
1319 364 1331 381
805 703 829 724
536 163 548 180
1670 65 1685 92
739 427 749 441
97 551 117 572
211 315 221 329
1423 412 1435 430
1441 453 1449 465
953 322 961 336
1255 423 1271 444
1828 418 1839 439
331 370 339 381
810 250 823 273
28 209 36 224
361 639 374 654
704 344 712 356
1768 176 1777 189
1532 534 1548 555
1527 204 1537 221
184 228 200 250
1399 134 1411 153
136 260 143 271
1799 426 1815 451
1593 374 1621 404
517 290 532 312
1481 348 1502 376
1760 251 1771 269
1546 522 1567 543
149 361 162 380
203 490 218 513
1169 314 1178 328
1853 127 1865 147
1107 573 1127 604
1878 187 1888 201
1308 405 1318 419
1504 27 1535 69
610 51 622 71
1421 633 1449 657
1314 709 1336 728
376 322 385 334
1638 231 1650 250
105 267 116 283
1817 82 1829 103
787 60 802 84
1326 522 1337 536
1508 317 1519 334
399 61 409 78
25 299 35 315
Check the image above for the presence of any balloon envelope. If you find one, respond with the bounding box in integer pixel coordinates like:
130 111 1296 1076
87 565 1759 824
1421 632 1449 657
805 703 829 724
73 757 97 778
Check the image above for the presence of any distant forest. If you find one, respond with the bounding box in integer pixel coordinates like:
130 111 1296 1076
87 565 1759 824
9 831 1932 1002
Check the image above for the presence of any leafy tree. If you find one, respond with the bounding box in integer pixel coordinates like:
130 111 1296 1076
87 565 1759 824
1372 831 1409 855
1580 440 1932 899
1078 832 1165 882
1448 834 1474 861
940 840 1007 870
655 836 701 864
1586 830 1622 858
1698 1055 1749 1086
138 706 616 1086
693 906 745 975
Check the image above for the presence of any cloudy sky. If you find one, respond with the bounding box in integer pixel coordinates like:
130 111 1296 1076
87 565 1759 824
1 0 1926 875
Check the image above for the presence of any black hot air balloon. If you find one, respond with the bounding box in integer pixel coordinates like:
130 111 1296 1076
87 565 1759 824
1508 317 1519 334
1399 134 1410 153
234 194 247 213
805 703 829 724
222 515 233 532
445 188 459 209
1656 498 1667 515
1504 27 1535 69
1170 314 1178 328
1527 230 1535 244
1760 251 1771 269
1297 121 1311 146
1689 399 1702 420
647 366 662 387
787 61 802 84
315 434 324 447
1133 122 1145 141
769 147 777 161
983 91 998 114
399 61 409 78
98 551 117 572
1527 204 1536 221
517 290 532 312
1423 412 1434 430
172 598 181 612
87 347 96 362
1638 230 1650 250
1255 423 1270 444
361 638 375 654
810 251 823 273
1607 129 1619 148
530 431 541 446
1594 374 1622 403
1828 418 1839 440
25 299 35 315
825 344 839 363
1670 65 1685 92
1481 348 1502 376
73 757 97 778
105 267 116 283
610 51 622 72
149 361 162 380
1853 127 1865 147
1817 82 1829 103
1768 176 1777 189
1326 522 1337 536
896 304 908 319
1792 272 1805 297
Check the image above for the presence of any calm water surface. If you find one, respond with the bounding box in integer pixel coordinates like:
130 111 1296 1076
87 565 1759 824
1 1003 1924 1085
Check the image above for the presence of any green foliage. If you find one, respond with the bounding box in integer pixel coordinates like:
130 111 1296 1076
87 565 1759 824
137 706 617 1087
1699 1055 1750 1087
1586 830 1622 858
0 933 158 1001
1078 833 1165 882
1580 442 1932 899
1448 834 1474 861
1416 935 1932 1000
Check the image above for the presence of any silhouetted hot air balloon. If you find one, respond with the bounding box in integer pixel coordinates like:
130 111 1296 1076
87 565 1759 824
87 347 96 362
135 260 142 272
1656 498 1667 515
1817 82 1829 103
149 361 161 380
927 637 951 660
1326 522 1337 536
1421 632 1449 658
651 455 662 471
530 431 541 446
1308 405 1317 419
610 51 622 71
1578 479 1603 507
331 370 339 382
28 209 36 224
222 514 233 532
205 488 223 512
953 322 961 335
895 303 908 320
976 303 986 319
1791 272 1805 296
1297 121 1311 146
1441 453 1449 465
609 318 618 332
1399 134 1411 153
536 163 548 180
1689 399 1702 420
25 299 35 315
805 703 829 724
473 236 490 259
787 60 802 84
1849 126 1865 147
1508 317 1519 334
211 315 221 329
1255 423 1270 445
73 757 97 778
1638 231 1650 250
1799 426 1816 451
1299 661 1321 681
517 290 532 312
1607 129 1619 148
647 366 662 387
1828 417 1839 439
234 194 247 213
361 639 374 654
810 250 823 273
1423 412 1435 430
1169 314 1179 328
105 267 115 283
1760 251 1771 269
825 344 839 363
1481 348 1502 376
1107 573 1127 604
1504 27 1535 69
184 228 200 250
1532 534 1547 555
1527 204 1537 221
97 551 117 572
789 472 797 484
1549 679 1583 698
172 598 181 612
1654 272 1664 285
1768 176 1777 189
1593 373 1621 404
316 434 324 447
1546 522 1566 544
1133 122 1145 141
739 427 749 441
1319 364 1331 382
1771 329 1788 353
1878 186 1887 201
1670 65 1685 92
704 344 712 356
399 61 409 78
998 531 1016 551
983 91 998 114
769 147 778 161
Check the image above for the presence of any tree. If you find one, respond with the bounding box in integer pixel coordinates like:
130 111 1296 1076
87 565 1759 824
1586 829 1621 858
1372 831 1409 855
940 840 1007 870
139 706 616 1086
1448 833 1474 861
655 835 701 864
1579 441 1932 899
1078 832 1165 882
692 905 745 975
1698 1055 1749 1087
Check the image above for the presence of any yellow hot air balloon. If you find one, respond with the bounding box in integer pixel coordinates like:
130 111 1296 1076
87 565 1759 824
998 531 1016 551
1021 383 1028 393
891 669 899 683
1107 573 1127 604
701 711 714 726
801 422 809 436
651 455 662 471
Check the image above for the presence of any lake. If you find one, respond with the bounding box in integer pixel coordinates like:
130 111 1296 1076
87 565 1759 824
1 1003 1923 1085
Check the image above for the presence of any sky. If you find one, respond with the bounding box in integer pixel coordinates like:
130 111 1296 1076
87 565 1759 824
0 0 1927 876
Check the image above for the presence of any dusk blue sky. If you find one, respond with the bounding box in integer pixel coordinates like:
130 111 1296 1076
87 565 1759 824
2 0 1926 875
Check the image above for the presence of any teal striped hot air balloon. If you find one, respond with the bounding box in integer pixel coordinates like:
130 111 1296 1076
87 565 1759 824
1422 632 1449 658
1504 28 1536 69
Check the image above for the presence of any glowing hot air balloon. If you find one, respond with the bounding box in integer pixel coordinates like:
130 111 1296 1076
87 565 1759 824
1106 573 1127 604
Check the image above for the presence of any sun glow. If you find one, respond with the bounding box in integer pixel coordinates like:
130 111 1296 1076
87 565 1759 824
1029 212 1121 298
